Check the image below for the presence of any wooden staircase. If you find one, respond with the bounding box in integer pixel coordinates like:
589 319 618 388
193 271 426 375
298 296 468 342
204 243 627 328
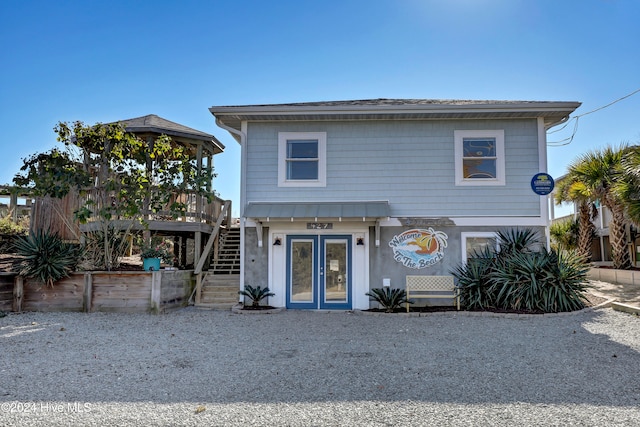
197 273 240 310
196 227 241 310
211 227 240 274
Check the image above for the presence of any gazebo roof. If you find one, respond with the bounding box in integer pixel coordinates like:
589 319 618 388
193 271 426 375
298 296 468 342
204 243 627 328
118 114 224 155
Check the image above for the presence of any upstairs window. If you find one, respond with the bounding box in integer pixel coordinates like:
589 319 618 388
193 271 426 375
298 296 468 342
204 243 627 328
454 130 505 186
278 132 326 187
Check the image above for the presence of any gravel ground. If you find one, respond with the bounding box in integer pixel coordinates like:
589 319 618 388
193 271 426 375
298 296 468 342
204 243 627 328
1 307 639 426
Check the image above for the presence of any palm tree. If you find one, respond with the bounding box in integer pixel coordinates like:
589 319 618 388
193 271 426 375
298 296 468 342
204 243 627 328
618 145 640 226
554 175 597 260
568 144 631 269
549 218 578 252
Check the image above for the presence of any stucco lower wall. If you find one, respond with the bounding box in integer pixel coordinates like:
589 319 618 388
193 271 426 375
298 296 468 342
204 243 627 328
242 223 546 310
243 226 270 289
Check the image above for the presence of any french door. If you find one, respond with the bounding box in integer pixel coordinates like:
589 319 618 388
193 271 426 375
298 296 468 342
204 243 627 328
286 235 352 309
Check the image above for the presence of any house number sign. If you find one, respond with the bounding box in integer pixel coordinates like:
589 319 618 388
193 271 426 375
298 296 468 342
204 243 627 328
307 223 333 229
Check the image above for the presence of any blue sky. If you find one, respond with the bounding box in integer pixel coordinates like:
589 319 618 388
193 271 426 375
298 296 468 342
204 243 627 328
1 0 639 217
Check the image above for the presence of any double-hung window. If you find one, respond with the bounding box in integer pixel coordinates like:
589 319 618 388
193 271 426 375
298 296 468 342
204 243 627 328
278 132 326 187
454 130 505 186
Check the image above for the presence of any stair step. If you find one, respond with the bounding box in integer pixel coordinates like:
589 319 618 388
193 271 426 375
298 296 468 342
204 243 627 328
201 295 238 304
195 302 236 310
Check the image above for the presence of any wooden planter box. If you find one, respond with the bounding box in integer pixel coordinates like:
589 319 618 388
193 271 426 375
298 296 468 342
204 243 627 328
2 270 194 314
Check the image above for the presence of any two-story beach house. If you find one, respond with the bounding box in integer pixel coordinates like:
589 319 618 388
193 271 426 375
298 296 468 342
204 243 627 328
209 99 581 310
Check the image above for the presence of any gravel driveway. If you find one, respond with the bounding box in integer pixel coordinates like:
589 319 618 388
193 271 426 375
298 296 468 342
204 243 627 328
1 307 639 426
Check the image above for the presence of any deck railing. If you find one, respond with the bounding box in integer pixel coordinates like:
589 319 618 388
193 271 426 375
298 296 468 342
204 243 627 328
77 187 227 226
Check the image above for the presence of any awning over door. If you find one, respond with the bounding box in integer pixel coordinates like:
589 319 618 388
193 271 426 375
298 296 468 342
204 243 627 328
244 201 390 221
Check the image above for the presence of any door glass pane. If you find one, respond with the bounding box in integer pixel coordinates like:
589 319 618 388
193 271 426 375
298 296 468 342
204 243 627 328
291 241 313 302
324 241 347 302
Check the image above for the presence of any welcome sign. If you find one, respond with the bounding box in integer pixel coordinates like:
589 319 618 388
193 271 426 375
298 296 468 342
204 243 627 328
389 228 448 269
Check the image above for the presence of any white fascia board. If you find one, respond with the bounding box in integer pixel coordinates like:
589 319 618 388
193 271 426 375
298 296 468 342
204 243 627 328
209 102 581 116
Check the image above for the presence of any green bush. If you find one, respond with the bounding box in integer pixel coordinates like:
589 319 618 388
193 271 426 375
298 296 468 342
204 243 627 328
366 287 412 313
0 216 27 235
452 228 590 313
13 230 82 287
0 214 28 254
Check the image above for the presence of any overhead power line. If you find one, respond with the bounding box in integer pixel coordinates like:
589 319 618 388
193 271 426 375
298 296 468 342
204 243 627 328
547 87 640 146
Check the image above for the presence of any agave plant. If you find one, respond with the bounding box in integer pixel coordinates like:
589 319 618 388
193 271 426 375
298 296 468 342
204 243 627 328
238 284 275 307
452 227 591 313
451 245 495 310
13 230 82 287
366 287 411 313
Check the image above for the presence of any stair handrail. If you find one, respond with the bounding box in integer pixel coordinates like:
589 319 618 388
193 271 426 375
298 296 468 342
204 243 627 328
193 200 231 305
194 199 231 275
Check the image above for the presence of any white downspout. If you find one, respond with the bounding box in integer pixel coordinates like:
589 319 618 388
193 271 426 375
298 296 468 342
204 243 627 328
215 117 247 298
538 117 552 250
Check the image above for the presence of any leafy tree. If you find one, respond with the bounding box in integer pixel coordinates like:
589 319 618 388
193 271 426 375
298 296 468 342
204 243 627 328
14 121 213 270
567 144 631 269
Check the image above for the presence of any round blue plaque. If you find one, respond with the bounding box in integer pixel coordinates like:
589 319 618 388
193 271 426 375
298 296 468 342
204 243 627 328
531 173 555 195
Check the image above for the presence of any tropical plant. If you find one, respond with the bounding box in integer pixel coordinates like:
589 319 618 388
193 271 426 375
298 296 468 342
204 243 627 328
13 230 82 287
567 144 630 269
14 120 214 270
365 287 412 313
618 145 640 227
451 245 495 310
549 218 579 252
489 248 589 312
452 227 590 313
554 175 597 260
238 284 275 308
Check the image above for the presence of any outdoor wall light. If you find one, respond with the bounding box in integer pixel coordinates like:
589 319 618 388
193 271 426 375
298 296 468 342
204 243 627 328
273 236 282 246
356 234 365 246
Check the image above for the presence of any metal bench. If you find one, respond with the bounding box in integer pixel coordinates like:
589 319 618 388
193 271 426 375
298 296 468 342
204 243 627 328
405 275 460 312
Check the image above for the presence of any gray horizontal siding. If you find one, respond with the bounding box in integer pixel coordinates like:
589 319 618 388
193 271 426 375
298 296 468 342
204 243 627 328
244 119 543 217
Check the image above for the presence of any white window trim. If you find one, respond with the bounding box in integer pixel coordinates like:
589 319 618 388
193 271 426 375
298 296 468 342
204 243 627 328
461 232 499 264
278 132 327 187
454 130 505 186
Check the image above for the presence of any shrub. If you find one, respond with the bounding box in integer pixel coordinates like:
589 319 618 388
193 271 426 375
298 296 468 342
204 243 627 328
0 213 28 254
0 215 28 235
452 228 590 313
13 230 82 287
366 287 412 313
239 285 275 307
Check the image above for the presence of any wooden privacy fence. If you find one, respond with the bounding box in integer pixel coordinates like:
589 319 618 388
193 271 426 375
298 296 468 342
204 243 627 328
0 271 194 314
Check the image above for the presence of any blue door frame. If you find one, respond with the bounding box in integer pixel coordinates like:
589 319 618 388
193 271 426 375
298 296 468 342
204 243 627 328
286 235 352 310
